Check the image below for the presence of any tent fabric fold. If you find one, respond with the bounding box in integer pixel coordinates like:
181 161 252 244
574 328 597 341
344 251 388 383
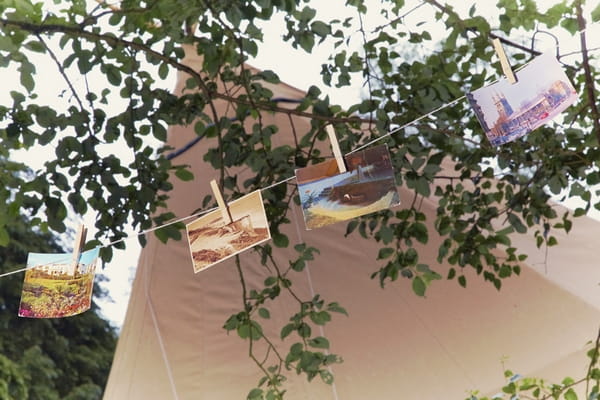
103 49 600 400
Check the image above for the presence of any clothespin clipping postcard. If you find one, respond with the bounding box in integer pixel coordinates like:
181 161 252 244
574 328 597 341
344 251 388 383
492 38 517 84
210 179 233 224
71 224 87 265
326 124 347 173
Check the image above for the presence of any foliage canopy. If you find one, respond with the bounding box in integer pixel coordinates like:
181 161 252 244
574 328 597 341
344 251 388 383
0 215 116 399
0 0 599 398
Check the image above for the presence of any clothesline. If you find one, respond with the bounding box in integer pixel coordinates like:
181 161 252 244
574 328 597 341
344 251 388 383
105 92 475 246
0 90 468 279
2 20 598 279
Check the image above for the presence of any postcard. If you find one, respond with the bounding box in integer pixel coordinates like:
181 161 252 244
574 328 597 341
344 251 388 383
467 52 577 146
19 247 100 318
186 190 271 273
296 144 400 230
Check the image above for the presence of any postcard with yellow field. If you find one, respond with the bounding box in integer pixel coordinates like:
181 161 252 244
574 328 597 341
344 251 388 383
296 144 400 230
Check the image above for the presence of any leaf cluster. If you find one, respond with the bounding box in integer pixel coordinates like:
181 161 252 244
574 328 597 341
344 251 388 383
1 0 599 397
0 213 117 399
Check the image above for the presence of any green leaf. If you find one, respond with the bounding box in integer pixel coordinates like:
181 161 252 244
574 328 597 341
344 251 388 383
411 222 429 244
309 311 331 325
447 267 456 279
24 40 45 53
308 336 330 349
226 5 243 26
247 388 264 400
507 213 527 234
223 314 240 331
299 6 316 21
319 369 334 384
297 323 311 338
281 323 294 339
154 228 170 244
298 32 315 52
561 18 578 35
272 232 289 248
175 168 194 181
345 220 358 236
264 276 277 286
258 308 270 319
592 3 600 22
412 276 426 296
258 70 280 83
20 70 34 92
377 247 395 260
238 321 263 340
158 62 169 80
68 192 88 214
311 21 331 37
290 342 303 356
327 302 348 316
153 123 167 141
415 177 431 197
498 265 511 278
564 388 577 400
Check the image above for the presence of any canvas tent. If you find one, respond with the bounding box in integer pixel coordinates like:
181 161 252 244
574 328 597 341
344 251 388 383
104 48 600 399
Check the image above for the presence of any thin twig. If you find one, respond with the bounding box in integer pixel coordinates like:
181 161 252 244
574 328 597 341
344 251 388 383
585 325 600 394
371 2 427 33
36 34 93 136
575 1 600 146
357 11 374 130
0 18 372 126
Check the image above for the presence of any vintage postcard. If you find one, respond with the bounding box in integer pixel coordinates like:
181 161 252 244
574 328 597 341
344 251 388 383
296 144 400 230
467 52 577 146
186 190 271 273
19 247 99 318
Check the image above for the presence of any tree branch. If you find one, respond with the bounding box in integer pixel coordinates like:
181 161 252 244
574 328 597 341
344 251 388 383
424 0 542 56
1 18 371 125
585 325 600 394
36 34 96 138
575 1 600 146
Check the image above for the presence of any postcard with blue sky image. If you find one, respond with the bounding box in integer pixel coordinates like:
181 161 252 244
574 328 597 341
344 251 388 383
467 52 577 146
19 247 100 318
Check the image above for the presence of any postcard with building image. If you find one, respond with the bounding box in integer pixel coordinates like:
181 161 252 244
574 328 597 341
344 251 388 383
186 190 271 273
18 247 100 318
295 144 400 230
467 52 578 146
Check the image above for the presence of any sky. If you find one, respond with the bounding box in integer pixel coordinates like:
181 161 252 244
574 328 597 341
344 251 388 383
27 246 99 267
2 0 599 327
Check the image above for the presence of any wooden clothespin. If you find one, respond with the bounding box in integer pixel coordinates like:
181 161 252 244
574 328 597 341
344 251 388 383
326 125 347 174
70 224 87 275
210 179 233 224
492 38 517 84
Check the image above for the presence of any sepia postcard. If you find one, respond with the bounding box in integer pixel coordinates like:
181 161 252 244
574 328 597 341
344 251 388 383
186 190 271 273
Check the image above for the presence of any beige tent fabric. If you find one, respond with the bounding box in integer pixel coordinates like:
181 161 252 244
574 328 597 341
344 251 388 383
104 49 600 399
